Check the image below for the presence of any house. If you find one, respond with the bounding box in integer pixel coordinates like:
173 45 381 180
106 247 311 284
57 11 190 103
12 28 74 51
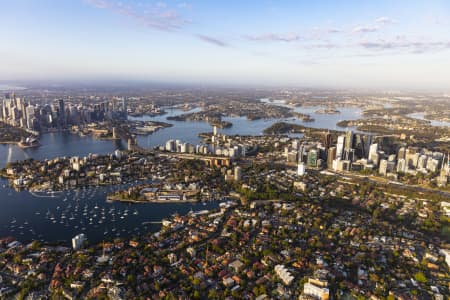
229 260 244 273
223 277 235 287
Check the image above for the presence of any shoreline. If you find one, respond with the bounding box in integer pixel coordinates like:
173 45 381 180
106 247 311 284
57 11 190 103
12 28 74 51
0 141 20 145
106 194 201 204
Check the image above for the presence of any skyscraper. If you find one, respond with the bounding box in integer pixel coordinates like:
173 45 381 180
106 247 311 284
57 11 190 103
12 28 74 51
397 147 406 160
397 158 406 173
327 147 336 169
379 159 388 176
122 97 127 113
58 99 65 126
307 150 318 167
368 143 378 161
234 166 242 181
405 147 419 169
344 130 353 150
336 135 345 159
323 132 332 149
297 162 306 176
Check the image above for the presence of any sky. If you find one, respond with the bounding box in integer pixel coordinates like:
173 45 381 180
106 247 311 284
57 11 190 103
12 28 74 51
1 0 450 89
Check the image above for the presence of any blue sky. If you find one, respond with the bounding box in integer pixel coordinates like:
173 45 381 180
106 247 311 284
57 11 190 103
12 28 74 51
1 0 450 89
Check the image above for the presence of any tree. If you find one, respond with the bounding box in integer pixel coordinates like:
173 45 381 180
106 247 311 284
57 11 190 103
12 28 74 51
208 289 218 299
414 271 427 284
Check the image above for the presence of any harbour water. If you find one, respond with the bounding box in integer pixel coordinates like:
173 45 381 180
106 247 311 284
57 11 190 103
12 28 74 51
0 104 364 244
0 178 218 244
407 112 450 127
132 104 363 148
0 131 125 167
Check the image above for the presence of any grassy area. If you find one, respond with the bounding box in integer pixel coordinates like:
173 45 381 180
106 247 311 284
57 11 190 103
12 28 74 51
0 122 31 143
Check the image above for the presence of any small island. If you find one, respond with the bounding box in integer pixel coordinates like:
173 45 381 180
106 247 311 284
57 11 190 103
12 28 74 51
293 112 315 122
315 108 340 114
263 122 308 135
167 113 232 128
263 121 343 141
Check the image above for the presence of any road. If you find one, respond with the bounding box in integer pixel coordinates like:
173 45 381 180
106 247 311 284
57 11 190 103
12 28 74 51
333 171 450 198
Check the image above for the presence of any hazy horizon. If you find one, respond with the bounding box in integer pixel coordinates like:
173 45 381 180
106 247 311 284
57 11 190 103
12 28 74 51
1 0 450 90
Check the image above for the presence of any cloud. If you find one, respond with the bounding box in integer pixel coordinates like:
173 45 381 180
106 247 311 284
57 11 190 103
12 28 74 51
375 17 395 25
307 43 340 49
352 17 396 34
352 26 379 34
84 0 189 31
327 28 341 34
244 33 301 42
196 35 229 47
360 39 450 53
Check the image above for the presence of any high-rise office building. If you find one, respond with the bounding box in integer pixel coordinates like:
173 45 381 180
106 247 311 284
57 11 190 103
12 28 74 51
397 158 406 173
122 97 127 114
344 148 355 162
368 143 378 161
397 147 406 160
336 135 345 159
297 162 306 176
327 147 336 169
379 159 388 176
307 150 318 167
323 132 332 149
58 99 65 126
344 130 353 150
234 166 242 181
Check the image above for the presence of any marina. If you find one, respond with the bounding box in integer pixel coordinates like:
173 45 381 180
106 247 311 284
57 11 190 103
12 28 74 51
0 178 219 244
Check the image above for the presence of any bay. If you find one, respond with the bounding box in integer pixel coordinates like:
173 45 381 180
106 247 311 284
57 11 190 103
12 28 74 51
0 104 363 244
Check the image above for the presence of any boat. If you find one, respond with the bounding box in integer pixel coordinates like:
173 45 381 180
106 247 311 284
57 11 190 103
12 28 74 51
30 190 63 198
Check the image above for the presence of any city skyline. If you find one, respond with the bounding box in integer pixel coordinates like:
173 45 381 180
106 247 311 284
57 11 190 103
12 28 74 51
1 0 450 89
